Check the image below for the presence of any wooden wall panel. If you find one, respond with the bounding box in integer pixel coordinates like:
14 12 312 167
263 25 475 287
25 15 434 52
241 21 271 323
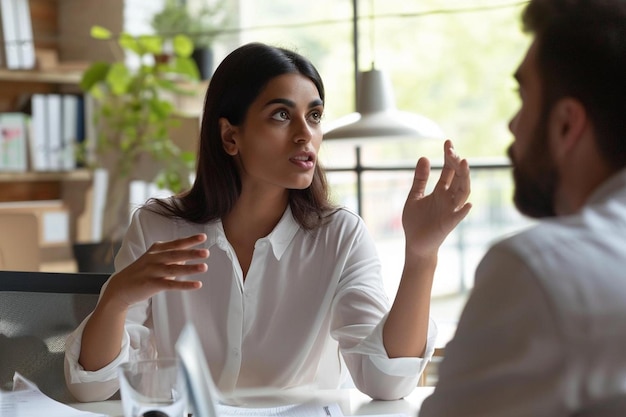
0 181 61 202
29 0 59 50
57 0 123 63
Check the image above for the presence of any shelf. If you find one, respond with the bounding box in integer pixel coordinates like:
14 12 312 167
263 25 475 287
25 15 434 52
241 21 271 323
0 169 92 182
0 68 83 84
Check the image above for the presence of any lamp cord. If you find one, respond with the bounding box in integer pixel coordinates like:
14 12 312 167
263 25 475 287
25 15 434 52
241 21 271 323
369 0 376 69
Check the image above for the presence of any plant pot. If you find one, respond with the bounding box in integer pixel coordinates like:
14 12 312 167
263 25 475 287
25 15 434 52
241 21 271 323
73 241 122 273
192 47 213 80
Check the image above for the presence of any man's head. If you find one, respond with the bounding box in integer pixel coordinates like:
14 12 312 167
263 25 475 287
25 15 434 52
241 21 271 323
508 0 626 218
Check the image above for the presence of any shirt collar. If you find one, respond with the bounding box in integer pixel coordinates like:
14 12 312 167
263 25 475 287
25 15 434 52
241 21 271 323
265 206 300 260
204 206 300 260
586 167 626 207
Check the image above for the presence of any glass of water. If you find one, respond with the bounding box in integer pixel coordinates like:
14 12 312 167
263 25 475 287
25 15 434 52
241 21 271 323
119 358 187 417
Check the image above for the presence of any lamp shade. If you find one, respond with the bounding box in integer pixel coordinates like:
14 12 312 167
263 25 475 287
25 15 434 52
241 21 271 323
324 69 445 141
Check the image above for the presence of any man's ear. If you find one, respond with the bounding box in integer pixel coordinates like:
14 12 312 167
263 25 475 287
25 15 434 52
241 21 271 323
549 97 587 156
219 117 239 155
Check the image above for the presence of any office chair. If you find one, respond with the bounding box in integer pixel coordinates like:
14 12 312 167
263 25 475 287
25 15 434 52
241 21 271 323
0 270 109 403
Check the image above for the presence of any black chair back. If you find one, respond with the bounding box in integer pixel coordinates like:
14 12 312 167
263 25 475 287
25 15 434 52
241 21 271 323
0 270 109 402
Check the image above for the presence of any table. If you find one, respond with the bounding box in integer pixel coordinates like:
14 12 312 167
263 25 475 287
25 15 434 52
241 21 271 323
68 387 435 417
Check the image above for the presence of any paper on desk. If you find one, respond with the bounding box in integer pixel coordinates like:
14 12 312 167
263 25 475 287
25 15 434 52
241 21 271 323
216 402 408 417
0 373 107 417
217 402 343 417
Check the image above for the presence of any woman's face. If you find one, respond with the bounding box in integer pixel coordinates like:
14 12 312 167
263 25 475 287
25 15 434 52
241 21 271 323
221 73 324 194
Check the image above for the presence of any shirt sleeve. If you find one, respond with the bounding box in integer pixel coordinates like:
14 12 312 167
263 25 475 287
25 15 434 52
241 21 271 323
330 215 437 400
64 210 158 402
339 313 438 400
418 242 564 417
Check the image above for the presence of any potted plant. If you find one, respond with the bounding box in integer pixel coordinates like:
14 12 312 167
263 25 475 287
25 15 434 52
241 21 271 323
75 25 200 272
150 0 229 79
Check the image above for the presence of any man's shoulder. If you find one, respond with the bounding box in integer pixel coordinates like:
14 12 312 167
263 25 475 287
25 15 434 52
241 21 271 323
482 213 626 311
490 216 584 259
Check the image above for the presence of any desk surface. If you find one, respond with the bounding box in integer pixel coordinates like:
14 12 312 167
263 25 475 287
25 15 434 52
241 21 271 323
68 387 435 417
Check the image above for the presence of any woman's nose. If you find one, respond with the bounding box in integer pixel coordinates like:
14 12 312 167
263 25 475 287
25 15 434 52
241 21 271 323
293 117 313 143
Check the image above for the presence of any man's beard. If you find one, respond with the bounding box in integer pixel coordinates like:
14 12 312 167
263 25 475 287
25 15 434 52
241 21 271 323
507 116 559 218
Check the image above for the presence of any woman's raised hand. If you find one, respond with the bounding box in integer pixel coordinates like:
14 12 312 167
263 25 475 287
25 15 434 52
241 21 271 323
402 140 472 258
102 233 209 311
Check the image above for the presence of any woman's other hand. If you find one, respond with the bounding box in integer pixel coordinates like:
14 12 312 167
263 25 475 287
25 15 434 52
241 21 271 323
102 233 209 311
402 139 472 258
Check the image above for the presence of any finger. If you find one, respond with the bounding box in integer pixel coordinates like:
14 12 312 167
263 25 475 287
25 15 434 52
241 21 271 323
151 233 208 251
451 201 473 223
449 158 471 206
435 140 459 191
409 157 430 198
156 277 203 291
146 247 210 265
150 260 208 280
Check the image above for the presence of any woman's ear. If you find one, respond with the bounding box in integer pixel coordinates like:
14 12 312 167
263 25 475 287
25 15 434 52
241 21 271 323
219 117 239 155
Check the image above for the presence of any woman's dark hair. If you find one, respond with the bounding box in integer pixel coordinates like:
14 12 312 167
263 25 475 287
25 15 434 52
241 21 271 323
150 42 335 229
523 0 626 169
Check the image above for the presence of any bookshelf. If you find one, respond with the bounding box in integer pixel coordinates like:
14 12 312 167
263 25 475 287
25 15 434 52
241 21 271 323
0 0 123 111
0 0 206 271
0 170 91 202
0 68 82 83
0 0 124 190
0 0 125 271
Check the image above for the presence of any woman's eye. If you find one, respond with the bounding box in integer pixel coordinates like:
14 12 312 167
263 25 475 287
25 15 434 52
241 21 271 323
309 110 322 124
271 110 289 121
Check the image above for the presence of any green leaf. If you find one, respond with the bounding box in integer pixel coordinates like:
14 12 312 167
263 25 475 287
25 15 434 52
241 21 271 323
119 33 141 55
91 26 112 40
172 34 194 58
172 56 200 80
106 63 132 95
138 35 163 55
89 84 105 100
150 99 174 119
181 151 196 166
155 78 177 92
80 62 110 92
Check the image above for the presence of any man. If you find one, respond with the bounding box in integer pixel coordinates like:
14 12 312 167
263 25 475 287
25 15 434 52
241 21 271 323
419 0 626 415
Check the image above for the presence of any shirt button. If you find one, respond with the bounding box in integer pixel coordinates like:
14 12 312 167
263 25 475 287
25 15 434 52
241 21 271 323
232 349 241 357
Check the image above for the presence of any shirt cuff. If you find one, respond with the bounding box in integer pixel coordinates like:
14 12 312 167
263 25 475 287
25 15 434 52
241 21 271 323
66 320 131 384
343 313 438 375
360 314 438 377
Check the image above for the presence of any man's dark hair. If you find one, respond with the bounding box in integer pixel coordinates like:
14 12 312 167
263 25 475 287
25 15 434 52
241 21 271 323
523 0 626 169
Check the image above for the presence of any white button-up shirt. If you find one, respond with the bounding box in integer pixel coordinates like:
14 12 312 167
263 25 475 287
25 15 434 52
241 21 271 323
65 205 436 402
420 169 626 416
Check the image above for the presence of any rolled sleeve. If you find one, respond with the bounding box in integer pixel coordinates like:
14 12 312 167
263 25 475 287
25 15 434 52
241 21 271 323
64 305 156 402
342 314 438 400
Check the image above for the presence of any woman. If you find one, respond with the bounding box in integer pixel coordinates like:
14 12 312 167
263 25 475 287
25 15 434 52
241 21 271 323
64 42 471 402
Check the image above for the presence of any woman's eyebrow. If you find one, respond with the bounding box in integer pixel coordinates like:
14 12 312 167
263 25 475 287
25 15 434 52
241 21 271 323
264 98 323 108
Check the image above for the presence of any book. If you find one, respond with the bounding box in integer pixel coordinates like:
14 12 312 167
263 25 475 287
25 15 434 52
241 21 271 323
0 112 28 171
61 94 80 170
30 94 48 171
47 94 62 170
0 0 34 69
14 0 35 69
0 0 20 69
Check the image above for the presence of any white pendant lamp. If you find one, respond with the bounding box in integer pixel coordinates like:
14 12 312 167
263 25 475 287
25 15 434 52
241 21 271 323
324 68 445 141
